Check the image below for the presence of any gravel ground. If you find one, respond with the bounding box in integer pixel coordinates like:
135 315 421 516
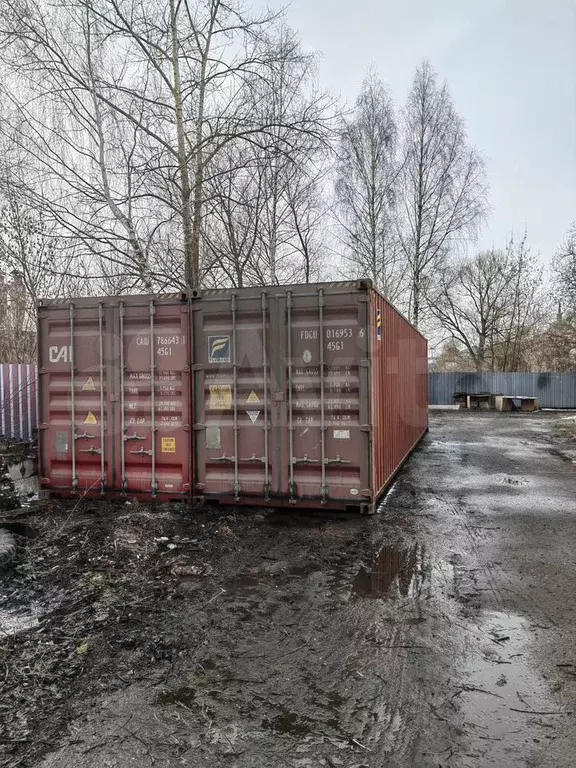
1 411 575 768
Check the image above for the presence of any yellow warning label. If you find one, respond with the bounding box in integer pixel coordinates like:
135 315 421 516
209 384 232 410
82 376 96 391
246 390 260 404
161 437 176 453
84 411 98 425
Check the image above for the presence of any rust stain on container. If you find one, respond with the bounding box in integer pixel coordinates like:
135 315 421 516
192 281 428 512
37 294 192 499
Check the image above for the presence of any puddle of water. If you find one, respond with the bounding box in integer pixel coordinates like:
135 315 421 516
223 573 261 593
352 543 425 599
1 521 38 540
455 611 564 762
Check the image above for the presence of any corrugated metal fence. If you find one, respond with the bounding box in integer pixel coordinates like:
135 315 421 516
429 372 576 409
0 364 38 441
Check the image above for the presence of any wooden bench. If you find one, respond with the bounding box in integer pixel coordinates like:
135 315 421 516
466 393 492 410
492 395 540 412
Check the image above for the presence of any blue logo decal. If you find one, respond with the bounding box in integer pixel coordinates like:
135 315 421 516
208 336 230 363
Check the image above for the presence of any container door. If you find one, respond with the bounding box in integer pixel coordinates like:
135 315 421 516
193 292 274 501
38 301 113 494
116 298 191 498
284 287 370 504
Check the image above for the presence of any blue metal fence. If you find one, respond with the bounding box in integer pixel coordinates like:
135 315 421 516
429 372 576 409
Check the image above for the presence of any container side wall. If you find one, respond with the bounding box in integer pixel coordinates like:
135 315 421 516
370 291 428 502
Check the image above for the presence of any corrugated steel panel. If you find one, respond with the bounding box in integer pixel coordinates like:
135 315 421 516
37 295 192 499
371 293 429 500
0 363 37 441
429 372 576 409
192 281 428 512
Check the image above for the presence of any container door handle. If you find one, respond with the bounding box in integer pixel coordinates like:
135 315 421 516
324 456 351 465
291 455 319 465
75 431 96 440
129 447 154 457
124 433 146 441
79 446 102 455
240 454 266 463
213 453 236 463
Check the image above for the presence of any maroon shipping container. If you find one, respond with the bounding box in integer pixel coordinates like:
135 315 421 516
37 295 192 499
192 281 428 513
0 363 37 442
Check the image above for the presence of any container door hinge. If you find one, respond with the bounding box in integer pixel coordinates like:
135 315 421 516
192 363 204 372
360 359 371 368
194 423 205 431
361 488 372 498
360 424 372 433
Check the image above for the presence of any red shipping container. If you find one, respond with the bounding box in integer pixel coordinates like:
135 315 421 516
192 281 428 513
37 295 192 499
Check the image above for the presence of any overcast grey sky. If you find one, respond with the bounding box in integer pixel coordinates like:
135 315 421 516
268 0 576 263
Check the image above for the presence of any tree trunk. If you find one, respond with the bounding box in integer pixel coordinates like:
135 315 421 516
169 0 194 291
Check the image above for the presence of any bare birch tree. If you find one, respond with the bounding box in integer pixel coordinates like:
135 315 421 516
335 71 401 299
400 61 488 328
0 1 332 290
554 222 576 312
430 237 542 372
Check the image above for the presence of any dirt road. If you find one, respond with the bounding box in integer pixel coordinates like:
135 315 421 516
2 411 576 767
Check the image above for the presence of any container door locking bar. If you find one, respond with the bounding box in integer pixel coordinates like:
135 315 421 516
318 288 327 503
231 294 240 501
69 303 78 490
98 302 106 494
149 299 157 497
261 291 271 502
287 291 296 502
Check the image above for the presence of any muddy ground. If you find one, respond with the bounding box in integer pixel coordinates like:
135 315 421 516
1 411 576 768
